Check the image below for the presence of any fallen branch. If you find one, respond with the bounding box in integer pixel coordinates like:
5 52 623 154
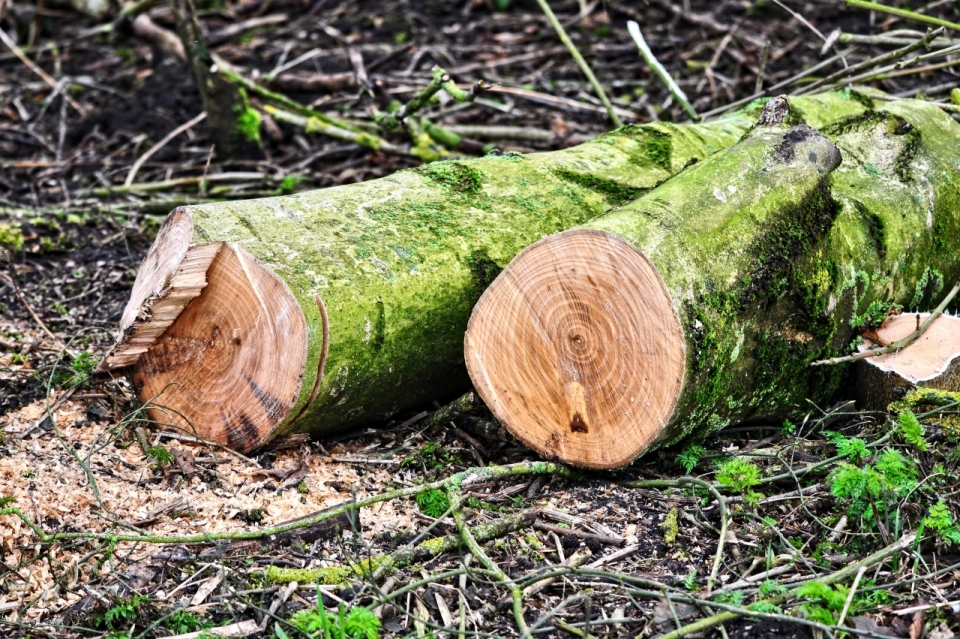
262 509 538 585
535 0 622 128
846 0 960 33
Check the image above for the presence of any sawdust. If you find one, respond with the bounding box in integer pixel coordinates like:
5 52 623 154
0 396 413 621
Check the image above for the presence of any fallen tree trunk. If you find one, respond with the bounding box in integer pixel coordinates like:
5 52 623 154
100 92 872 452
465 98 960 469
854 313 960 412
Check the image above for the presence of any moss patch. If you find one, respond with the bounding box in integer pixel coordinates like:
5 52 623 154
419 161 483 196
0 223 24 252
551 167 645 206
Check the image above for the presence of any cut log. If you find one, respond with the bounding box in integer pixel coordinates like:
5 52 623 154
101 92 874 452
854 313 960 412
465 98 960 469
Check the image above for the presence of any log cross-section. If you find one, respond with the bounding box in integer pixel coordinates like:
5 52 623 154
464 230 686 468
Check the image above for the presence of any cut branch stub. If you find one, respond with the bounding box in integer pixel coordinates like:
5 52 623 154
854 313 960 411
465 230 685 469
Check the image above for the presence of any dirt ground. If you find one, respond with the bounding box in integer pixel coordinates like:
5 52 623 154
2 0 960 637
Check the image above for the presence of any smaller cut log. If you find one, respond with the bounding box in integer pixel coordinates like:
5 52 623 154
853 313 960 412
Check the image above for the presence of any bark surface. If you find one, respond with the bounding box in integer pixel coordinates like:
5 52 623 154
102 91 874 452
466 98 960 468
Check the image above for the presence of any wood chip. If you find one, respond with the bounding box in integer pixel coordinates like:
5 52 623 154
158 619 260 639
190 566 225 606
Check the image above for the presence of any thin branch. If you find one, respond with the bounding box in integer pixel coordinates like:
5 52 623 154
797 27 944 94
656 533 916 639
534 0 623 128
124 112 206 187
0 27 83 112
846 0 960 33
627 21 699 121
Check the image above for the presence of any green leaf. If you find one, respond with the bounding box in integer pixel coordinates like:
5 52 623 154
676 444 706 473
715 458 762 494
415 489 450 518
897 410 928 451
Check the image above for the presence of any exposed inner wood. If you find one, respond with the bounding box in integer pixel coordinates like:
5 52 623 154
133 242 308 452
860 313 960 382
98 210 217 371
464 229 686 470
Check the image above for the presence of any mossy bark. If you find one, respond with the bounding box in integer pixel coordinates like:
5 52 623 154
120 91 874 448
470 98 960 461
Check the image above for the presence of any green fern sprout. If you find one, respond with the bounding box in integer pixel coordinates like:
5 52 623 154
921 500 960 545
681 570 698 592
291 603 381 639
676 444 706 473
795 582 850 625
748 600 783 614
146 445 174 468
415 489 450 518
830 449 917 517
874 449 917 494
851 299 901 329
712 590 745 605
824 431 868 463
897 410 928 451
714 458 763 506
758 579 787 597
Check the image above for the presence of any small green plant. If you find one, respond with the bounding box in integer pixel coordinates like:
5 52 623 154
400 442 456 470
748 600 783 614
712 590 745 605
715 458 762 504
897 410 928 451
10 352 27 365
415 488 450 518
50 301 69 316
100 594 147 630
297 480 309 494
851 299 901 329
164 609 210 634
45 351 99 388
795 582 850 625
781 419 796 437
825 431 868 463
681 570 698 592
146 445 174 468
290 602 381 639
758 579 786 597
829 449 917 519
0 222 24 251
920 500 960 545
676 443 706 473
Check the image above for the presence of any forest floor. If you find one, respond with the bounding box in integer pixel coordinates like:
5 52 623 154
2 0 960 637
